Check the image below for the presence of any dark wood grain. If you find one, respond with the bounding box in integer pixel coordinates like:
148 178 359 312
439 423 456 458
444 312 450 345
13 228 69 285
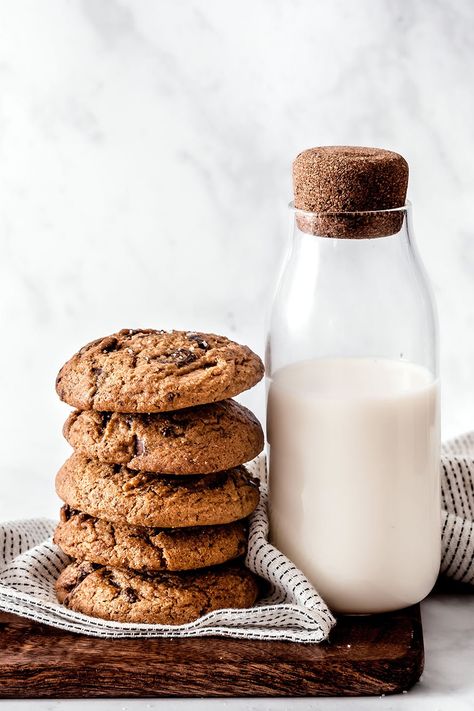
0 606 423 698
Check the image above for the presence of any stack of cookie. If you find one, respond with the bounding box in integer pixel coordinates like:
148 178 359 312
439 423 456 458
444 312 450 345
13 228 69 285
53 329 264 625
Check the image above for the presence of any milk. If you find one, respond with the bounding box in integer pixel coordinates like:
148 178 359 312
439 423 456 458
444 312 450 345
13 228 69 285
267 358 440 614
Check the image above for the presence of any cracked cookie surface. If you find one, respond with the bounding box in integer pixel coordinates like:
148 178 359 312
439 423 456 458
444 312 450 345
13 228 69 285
54 505 247 571
56 329 264 412
56 453 260 528
63 399 264 474
56 560 259 624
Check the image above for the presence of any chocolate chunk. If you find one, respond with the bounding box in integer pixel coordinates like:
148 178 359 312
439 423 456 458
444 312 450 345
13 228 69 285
123 586 138 603
103 570 121 590
64 561 99 593
134 436 145 456
187 333 210 351
101 337 119 353
101 411 112 428
160 425 177 438
60 504 72 522
78 337 104 355
171 348 198 368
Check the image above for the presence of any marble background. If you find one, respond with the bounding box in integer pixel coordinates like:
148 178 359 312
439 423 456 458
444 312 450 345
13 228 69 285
0 0 473 520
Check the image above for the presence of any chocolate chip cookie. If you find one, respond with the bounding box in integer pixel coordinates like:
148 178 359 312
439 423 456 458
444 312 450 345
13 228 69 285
56 453 259 528
56 329 264 413
56 560 259 624
63 399 264 474
54 505 247 571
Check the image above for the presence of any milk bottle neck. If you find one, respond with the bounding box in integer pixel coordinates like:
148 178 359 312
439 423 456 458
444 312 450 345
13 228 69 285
267 203 438 378
290 201 415 261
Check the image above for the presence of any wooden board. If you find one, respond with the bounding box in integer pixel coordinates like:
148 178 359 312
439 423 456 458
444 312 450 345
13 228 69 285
0 606 423 698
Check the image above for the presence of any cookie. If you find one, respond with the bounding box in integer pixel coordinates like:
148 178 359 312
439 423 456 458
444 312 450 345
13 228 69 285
56 560 258 625
63 399 264 474
54 505 247 572
55 453 259 528
56 329 264 413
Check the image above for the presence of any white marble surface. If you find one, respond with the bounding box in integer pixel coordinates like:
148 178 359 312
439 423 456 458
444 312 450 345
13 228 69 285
0 0 473 707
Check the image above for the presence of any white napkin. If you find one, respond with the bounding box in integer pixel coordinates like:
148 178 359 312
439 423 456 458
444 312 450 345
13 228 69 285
0 455 335 643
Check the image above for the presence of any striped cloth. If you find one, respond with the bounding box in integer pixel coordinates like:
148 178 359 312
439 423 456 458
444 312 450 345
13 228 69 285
0 433 472 642
441 432 474 583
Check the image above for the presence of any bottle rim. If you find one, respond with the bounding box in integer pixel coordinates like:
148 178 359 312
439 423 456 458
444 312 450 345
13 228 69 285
289 200 412 217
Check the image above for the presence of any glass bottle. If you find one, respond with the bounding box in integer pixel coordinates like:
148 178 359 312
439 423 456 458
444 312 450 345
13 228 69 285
266 202 440 614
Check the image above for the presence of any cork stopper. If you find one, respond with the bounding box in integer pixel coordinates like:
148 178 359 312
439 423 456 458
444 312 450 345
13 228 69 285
292 146 409 238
